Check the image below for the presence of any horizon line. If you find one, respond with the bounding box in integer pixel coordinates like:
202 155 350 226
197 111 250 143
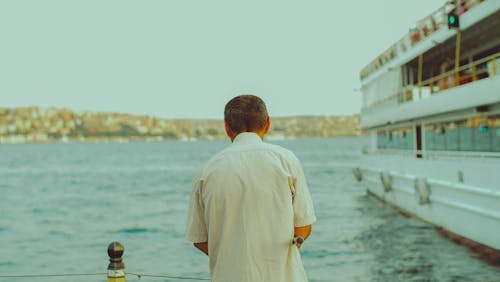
0 105 360 120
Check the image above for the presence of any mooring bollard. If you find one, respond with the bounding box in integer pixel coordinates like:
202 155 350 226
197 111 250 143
107 242 125 282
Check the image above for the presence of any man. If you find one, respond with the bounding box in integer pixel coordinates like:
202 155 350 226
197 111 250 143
186 95 316 282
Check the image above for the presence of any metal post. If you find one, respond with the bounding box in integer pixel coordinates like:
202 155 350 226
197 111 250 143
455 30 461 85
429 68 434 94
418 53 423 98
493 57 497 77
108 242 126 282
401 65 407 103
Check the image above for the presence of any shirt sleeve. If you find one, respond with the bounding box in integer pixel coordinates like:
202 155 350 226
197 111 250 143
291 157 317 227
185 175 208 243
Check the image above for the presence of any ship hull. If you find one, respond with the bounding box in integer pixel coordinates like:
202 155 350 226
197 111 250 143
357 154 500 251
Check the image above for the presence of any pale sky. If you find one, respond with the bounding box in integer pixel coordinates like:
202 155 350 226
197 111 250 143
0 0 443 119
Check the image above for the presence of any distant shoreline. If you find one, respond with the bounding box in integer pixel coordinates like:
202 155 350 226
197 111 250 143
0 106 362 145
0 134 365 145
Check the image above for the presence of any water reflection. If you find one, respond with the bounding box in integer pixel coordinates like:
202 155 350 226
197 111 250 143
354 194 499 281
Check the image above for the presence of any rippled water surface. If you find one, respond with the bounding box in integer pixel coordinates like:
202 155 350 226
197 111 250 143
1 138 499 281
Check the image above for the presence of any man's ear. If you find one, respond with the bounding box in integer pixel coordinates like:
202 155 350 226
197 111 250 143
224 120 236 142
257 116 270 140
264 116 271 135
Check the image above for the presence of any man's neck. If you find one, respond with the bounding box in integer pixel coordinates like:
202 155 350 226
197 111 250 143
230 131 265 142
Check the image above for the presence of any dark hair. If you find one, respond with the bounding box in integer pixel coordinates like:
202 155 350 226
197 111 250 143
224 95 269 134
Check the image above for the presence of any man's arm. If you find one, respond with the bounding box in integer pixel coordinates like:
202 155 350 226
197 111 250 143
193 242 209 255
186 175 209 255
294 225 312 248
290 154 316 249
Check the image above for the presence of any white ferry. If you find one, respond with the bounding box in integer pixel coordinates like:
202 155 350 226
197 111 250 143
354 0 500 252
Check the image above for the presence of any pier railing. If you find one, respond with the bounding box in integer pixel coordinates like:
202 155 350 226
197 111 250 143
0 242 210 281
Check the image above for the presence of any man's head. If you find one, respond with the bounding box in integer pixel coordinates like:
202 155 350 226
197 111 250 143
224 95 270 141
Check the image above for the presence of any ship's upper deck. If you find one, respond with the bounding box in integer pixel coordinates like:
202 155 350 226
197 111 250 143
360 0 485 83
359 0 500 130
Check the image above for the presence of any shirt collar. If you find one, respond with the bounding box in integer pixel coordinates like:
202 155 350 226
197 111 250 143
233 132 263 145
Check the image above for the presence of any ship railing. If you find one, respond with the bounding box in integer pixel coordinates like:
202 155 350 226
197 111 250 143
361 93 400 113
399 51 500 103
360 0 485 81
368 148 500 159
422 149 500 159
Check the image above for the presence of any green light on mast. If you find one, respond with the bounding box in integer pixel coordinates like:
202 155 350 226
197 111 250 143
448 12 459 29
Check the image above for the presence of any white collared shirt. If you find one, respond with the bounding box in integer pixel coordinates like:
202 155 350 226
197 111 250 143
186 132 316 282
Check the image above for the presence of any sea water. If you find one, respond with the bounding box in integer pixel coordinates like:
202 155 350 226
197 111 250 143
1 137 499 282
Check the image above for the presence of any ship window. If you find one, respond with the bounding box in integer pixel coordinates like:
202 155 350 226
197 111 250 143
377 131 389 149
377 127 413 150
424 115 500 152
446 122 460 151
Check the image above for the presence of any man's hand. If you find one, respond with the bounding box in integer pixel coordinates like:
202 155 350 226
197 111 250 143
194 242 208 255
294 225 312 248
